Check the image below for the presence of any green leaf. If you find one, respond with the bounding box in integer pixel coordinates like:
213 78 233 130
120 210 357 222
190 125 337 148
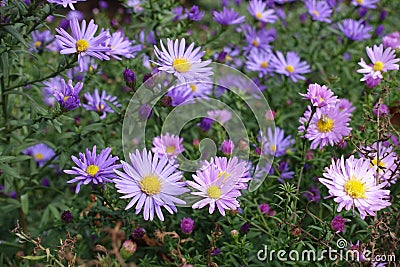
0 156 16 163
5 90 47 115
0 163 20 178
81 123 103 135
21 194 29 215
22 255 47 260
3 25 29 47
0 52 9 83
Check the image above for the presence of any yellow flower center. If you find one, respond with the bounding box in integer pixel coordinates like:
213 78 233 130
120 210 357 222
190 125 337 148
270 145 276 152
86 164 100 177
344 177 366 198
34 41 42 48
225 55 233 61
190 84 197 92
356 0 363 4
255 12 263 19
63 96 70 102
260 61 269 68
76 39 89 53
312 10 319 17
96 104 105 111
217 171 230 181
252 40 259 47
166 145 176 154
34 153 44 160
316 115 334 133
140 174 161 195
207 185 221 199
285 65 295 73
371 158 385 168
373 61 384 71
173 58 191 73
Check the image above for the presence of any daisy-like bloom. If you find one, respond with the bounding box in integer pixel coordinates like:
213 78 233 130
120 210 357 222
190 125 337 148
187 159 245 216
357 44 400 81
47 0 86 10
319 155 391 219
275 161 295 183
351 0 379 9
305 0 332 23
30 30 53 52
260 127 294 157
383 32 400 50
105 30 137 60
207 109 232 124
299 106 352 150
360 142 399 185
211 157 251 190
42 77 63 106
167 79 213 106
54 79 82 110
114 149 189 221
152 133 184 160
213 7 245 26
153 38 213 83
338 19 373 41
271 51 311 82
337 98 356 115
82 89 121 119
186 5 204 21
245 50 274 77
299 83 338 109
22 143 56 167
243 25 276 54
55 18 110 72
248 0 278 23
64 146 121 194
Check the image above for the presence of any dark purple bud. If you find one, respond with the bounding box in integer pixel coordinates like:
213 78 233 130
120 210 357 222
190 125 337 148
61 210 73 223
358 7 368 18
132 227 146 239
375 25 384 36
41 177 51 187
221 140 234 155
143 74 155 89
123 68 136 89
98 0 108 9
211 248 221 256
199 118 213 131
331 216 347 233
379 10 387 21
240 222 251 234
180 217 195 234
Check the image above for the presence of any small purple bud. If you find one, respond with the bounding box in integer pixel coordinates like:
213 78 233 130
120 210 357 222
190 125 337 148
180 217 195 234
331 216 347 233
132 227 146 239
375 25 384 36
221 139 234 155
240 222 251 234
199 118 213 131
379 10 387 21
61 210 73 223
123 68 136 89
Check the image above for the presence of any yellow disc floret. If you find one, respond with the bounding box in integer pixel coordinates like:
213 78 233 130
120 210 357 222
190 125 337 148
373 61 384 72
207 185 221 199
76 39 89 53
140 174 161 195
34 153 44 160
285 65 295 73
173 58 191 73
316 115 334 133
86 164 100 177
344 177 367 198
166 145 176 154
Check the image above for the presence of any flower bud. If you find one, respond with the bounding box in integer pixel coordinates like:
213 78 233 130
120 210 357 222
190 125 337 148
123 68 136 89
120 240 137 259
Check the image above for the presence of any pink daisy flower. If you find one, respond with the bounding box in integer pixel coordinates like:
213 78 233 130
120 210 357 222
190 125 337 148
299 83 338 109
357 44 400 81
152 133 184 160
319 155 391 219
207 109 232 124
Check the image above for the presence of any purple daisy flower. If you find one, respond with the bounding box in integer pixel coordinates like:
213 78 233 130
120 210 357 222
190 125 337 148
337 98 356 115
53 79 82 111
171 6 187 21
207 109 232 124
22 143 56 167
305 0 332 23
357 44 400 81
351 0 379 9
300 83 338 109
211 156 251 190
186 5 204 21
360 142 399 185
30 30 54 52
248 0 278 23
64 146 121 194
245 50 274 77
276 161 295 183
319 155 391 219
47 0 86 10
243 25 276 54
105 30 137 60
153 38 213 83
113 149 189 221
55 18 110 72
303 185 321 202
188 161 243 216
338 19 373 41
151 133 184 160
271 51 311 82
167 79 212 106
82 89 121 119
383 32 400 50
299 105 352 150
42 77 63 106
260 127 294 157
213 7 245 26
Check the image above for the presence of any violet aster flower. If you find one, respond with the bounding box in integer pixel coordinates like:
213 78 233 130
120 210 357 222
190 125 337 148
245 50 274 77
42 77 63 106
276 161 294 183
113 149 189 221
105 30 137 60
243 25 276 54
248 0 278 23
153 38 213 83
331 215 347 233
299 105 352 150
305 0 332 23
167 79 212 106
186 5 204 21
47 0 86 10
360 142 399 185
300 83 338 109
30 30 54 52
338 19 373 41
260 127 294 157
259 203 275 216
271 51 311 82
83 89 121 119
54 79 82 111
171 6 187 21
207 109 232 124
303 185 321 202
64 146 121 194
213 7 245 26
373 102 389 117
66 10 84 20
351 0 379 9
55 18 110 72
357 44 400 81
337 98 356 115
22 143 56 167
210 156 251 190
319 155 391 219
383 32 400 49
152 133 184 160
180 217 194 234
